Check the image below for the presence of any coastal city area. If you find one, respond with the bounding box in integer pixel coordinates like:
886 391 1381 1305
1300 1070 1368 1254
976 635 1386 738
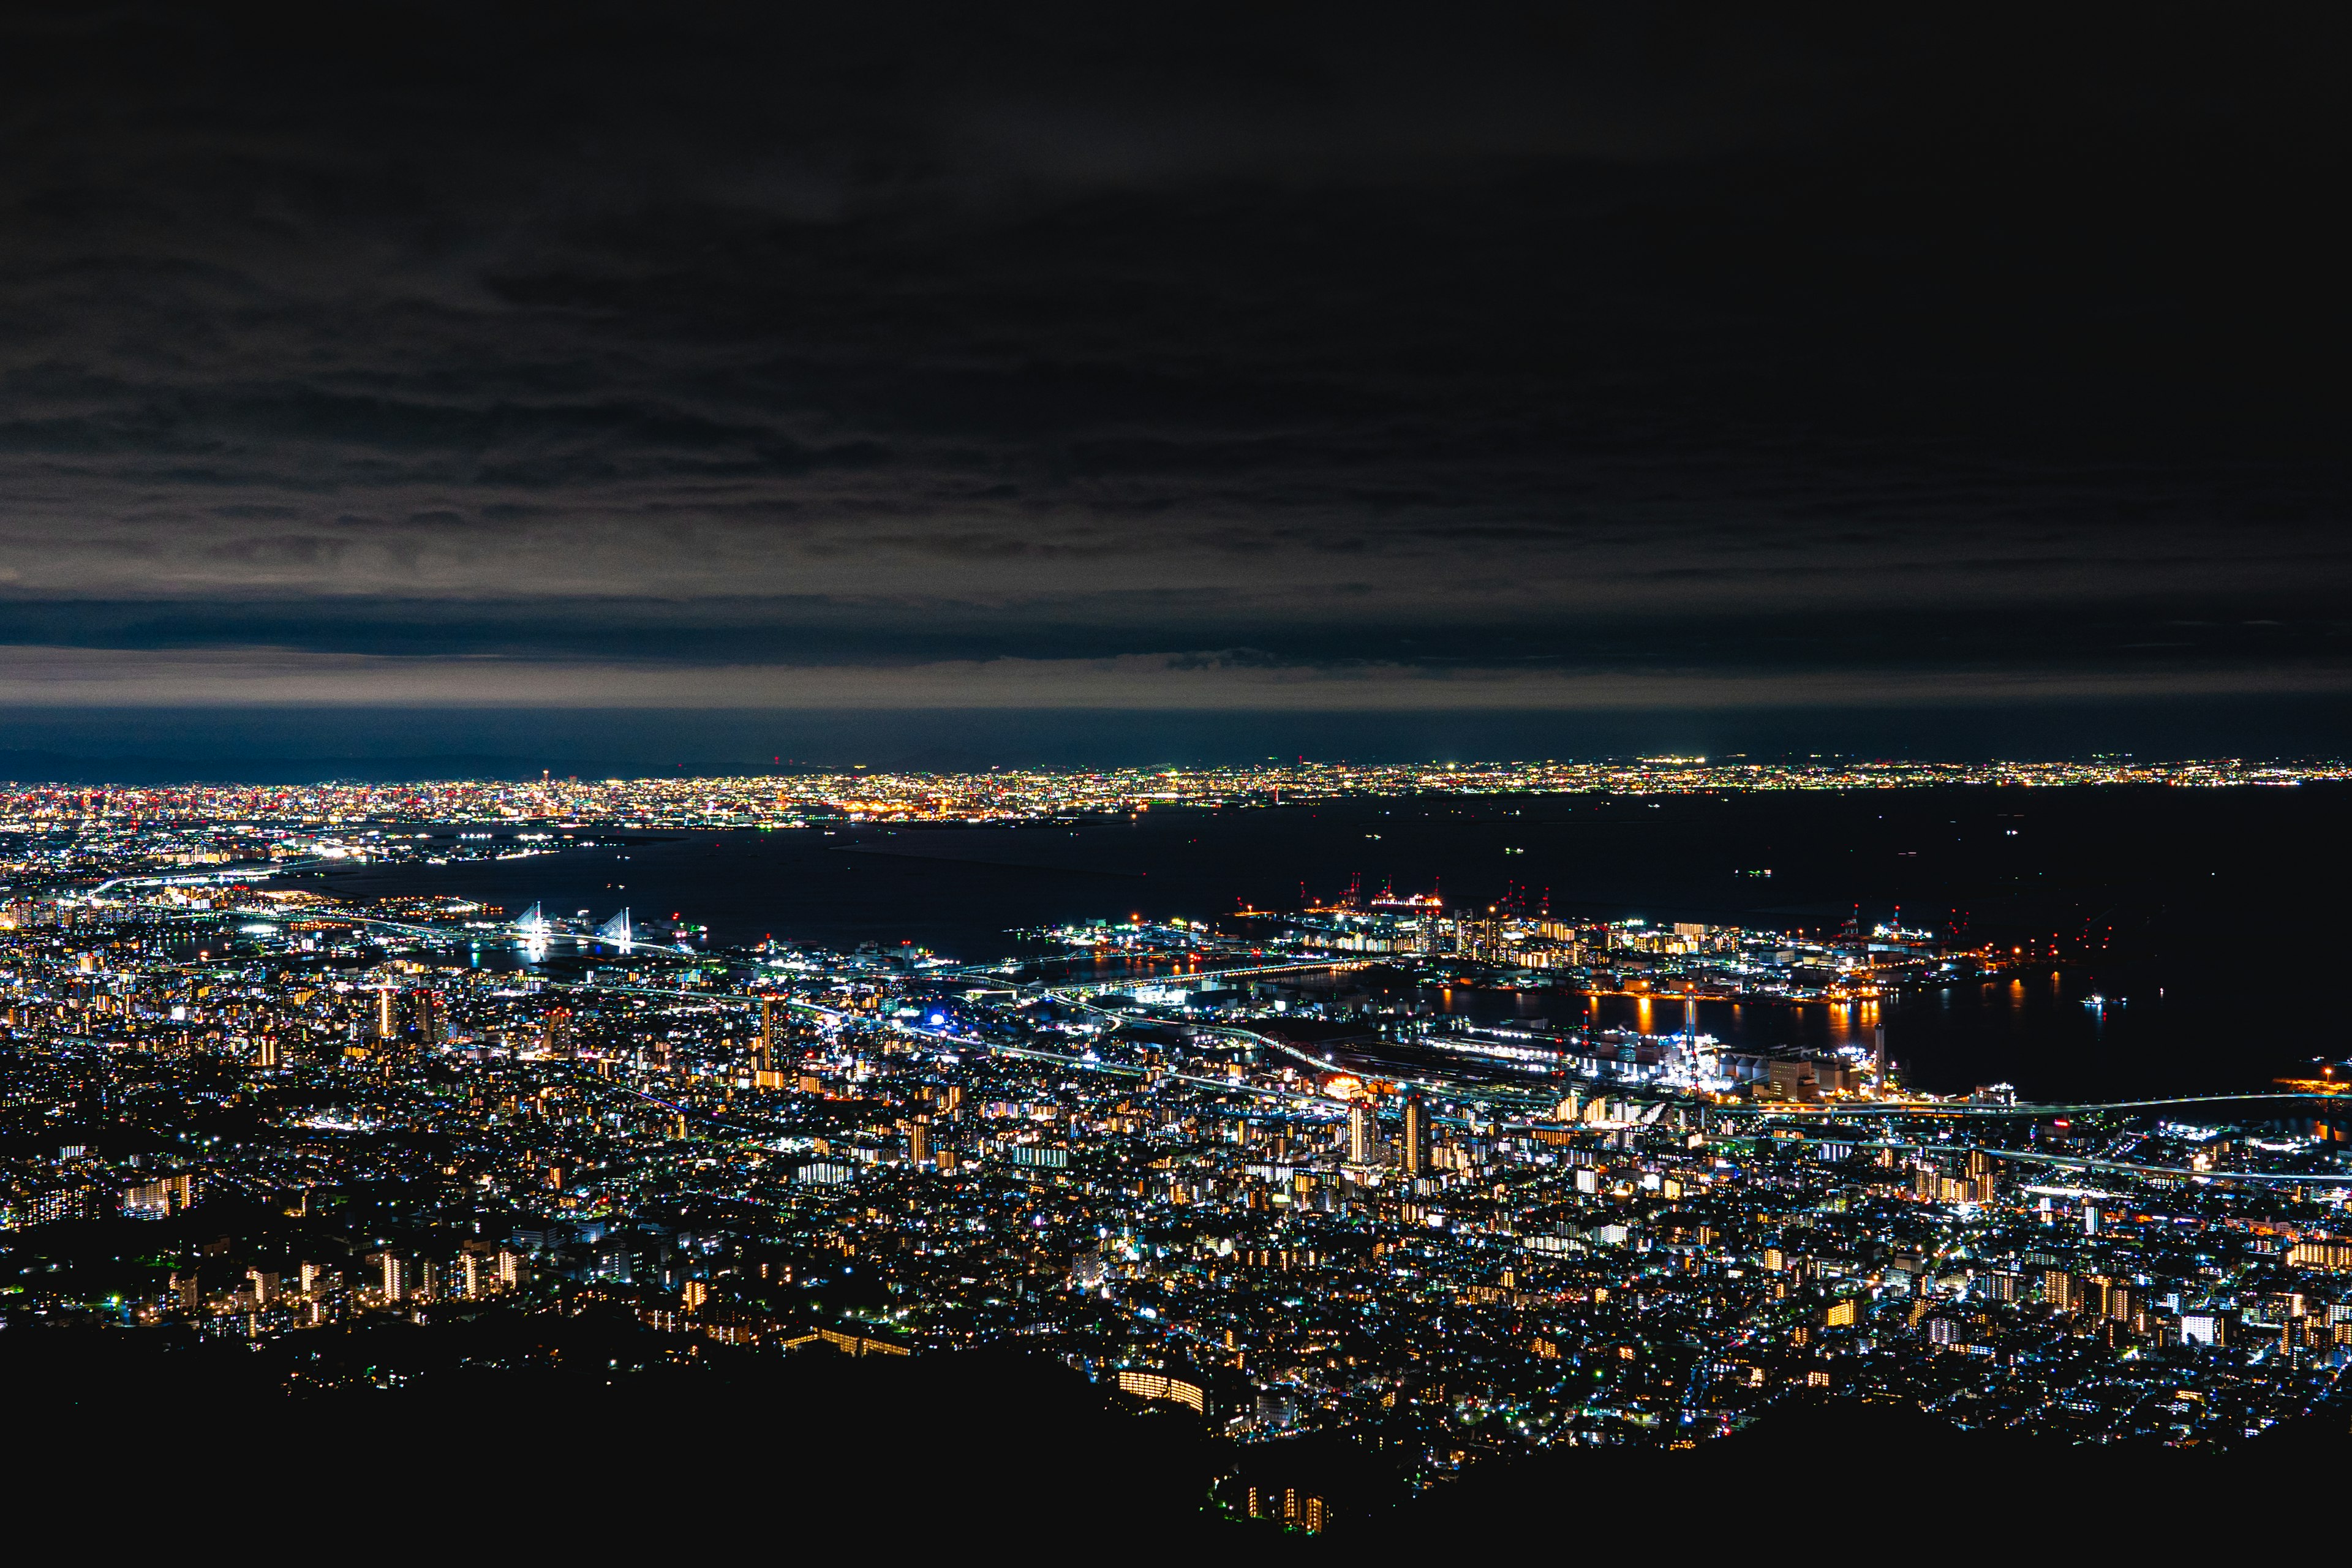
0 755 2342 832
9 1 2343 1539
2 786 2347 1528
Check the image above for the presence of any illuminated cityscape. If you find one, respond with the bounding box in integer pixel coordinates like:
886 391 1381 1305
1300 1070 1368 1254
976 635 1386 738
3 772 2347 1529
0 754 2341 834
4 2 2345 1536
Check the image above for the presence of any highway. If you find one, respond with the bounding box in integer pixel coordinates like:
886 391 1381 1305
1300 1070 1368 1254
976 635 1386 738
1732 1091 2345 1119
1712 1131 2352 1185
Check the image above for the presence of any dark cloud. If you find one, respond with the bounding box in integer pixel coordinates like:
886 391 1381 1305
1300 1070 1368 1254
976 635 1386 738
0 2 2343 725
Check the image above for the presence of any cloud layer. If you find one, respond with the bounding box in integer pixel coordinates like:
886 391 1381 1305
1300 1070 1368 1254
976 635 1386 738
0 644 2343 714
0 4 2343 713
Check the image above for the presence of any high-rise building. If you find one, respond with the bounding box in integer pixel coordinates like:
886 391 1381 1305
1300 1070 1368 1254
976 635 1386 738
1402 1093 1429 1177
541 1008 573 1058
380 1253 409 1303
375 988 397 1041
752 996 791 1087
2179 1313 2228 1347
123 1172 197 1218
1347 1104 1373 1166
909 1115 930 1164
2043 1270 2075 1311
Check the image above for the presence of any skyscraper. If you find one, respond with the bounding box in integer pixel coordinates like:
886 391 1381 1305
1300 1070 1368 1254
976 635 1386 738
1402 1093 1429 1177
1347 1103 1373 1166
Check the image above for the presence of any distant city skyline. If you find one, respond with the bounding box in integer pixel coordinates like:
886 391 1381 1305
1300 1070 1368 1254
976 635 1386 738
1 753 2343 820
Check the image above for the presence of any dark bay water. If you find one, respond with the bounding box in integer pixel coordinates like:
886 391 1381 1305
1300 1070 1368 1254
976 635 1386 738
319 785 2352 1102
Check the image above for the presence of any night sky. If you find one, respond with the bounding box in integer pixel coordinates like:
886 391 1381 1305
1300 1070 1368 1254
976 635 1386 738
1 6 2345 770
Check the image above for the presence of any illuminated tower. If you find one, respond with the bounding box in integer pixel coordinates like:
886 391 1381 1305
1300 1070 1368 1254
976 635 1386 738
1347 1104 1373 1165
1402 1093 1429 1177
375 987 397 1041
909 1114 930 1165
756 995 776 1074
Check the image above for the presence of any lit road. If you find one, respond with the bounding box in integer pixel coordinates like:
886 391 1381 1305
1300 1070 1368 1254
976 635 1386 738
1732 1091 2345 1119
1713 1132 2352 1185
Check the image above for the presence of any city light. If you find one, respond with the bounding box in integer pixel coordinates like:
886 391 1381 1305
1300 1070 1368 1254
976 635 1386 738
0 763 2342 1529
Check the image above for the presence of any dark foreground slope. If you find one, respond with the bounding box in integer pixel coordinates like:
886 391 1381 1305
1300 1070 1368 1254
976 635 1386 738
0 1323 2341 1553
1375 1396 2351 1553
0 1321 1224 1546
